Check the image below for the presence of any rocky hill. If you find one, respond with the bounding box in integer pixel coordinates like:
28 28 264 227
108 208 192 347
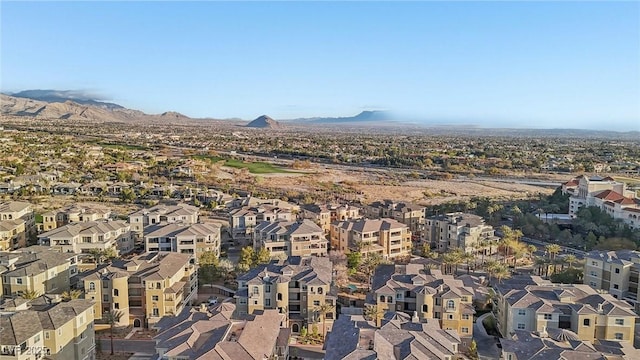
245 115 282 129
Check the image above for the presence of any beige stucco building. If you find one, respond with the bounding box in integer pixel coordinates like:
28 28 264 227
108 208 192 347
425 212 498 253
79 252 197 328
253 219 328 258
143 222 221 262
364 200 426 241
0 201 36 248
301 203 362 235
583 250 640 313
40 203 113 232
1 247 73 299
128 203 199 234
331 218 412 259
37 220 135 255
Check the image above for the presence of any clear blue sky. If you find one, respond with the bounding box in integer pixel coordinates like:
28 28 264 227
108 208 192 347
2 1 639 130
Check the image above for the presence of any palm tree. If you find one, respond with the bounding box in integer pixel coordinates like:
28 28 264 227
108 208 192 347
484 260 501 283
534 256 548 277
61 289 81 301
463 251 475 274
104 310 124 355
564 254 577 269
527 245 537 260
315 303 336 340
21 289 40 300
479 240 490 265
545 244 562 274
364 305 384 327
493 264 511 284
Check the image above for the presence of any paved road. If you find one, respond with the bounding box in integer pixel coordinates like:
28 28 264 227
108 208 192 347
474 313 501 360
98 338 156 355
289 344 325 360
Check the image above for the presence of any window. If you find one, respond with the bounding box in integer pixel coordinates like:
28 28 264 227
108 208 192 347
583 319 590 326
396 293 402 299
16 278 22 284
103 295 108 302
152 308 159 317
114 303 119 309
590 271 598 277
152 295 159 301
448 314 454 320
278 293 283 301
435 312 440 319
518 309 526 316
89 282 95 291
543 314 552 320
591 260 597 266
265 299 271 306
517 323 525 330
45 331 50 340
387 296 393 303
254 300 258 305
422 304 428 312
313 300 320 306
114 289 119 296
615 268 620 274
615 333 623 340
461 327 469 334
318 287 323 294
253 286 259 295
103 282 109 288
34 334 40 343
614 284 619 289
615 319 624 325
462 314 470 320
446 300 455 310
380 295 386 303
266 285 271 293
590 281 597 287
435 298 441 306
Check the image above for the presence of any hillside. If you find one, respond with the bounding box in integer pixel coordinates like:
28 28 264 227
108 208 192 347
246 115 282 129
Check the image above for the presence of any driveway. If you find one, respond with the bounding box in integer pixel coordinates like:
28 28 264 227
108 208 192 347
474 313 501 360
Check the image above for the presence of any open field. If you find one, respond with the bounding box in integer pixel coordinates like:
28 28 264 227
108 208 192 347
193 154 292 174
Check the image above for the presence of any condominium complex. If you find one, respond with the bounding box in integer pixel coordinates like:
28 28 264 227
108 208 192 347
566 175 640 229
0 247 74 299
128 203 199 233
0 297 95 360
370 264 475 349
324 314 462 360
40 203 113 232
0 219 26 251
331 218 412 259
0 201 36 248
494 276 637 343
364 200 426 241
583 250 640 312
235 256 336 336
301 203 362 235
143 222 221 262
79 252 197 328
153 303 290 360
425 212 498 253
229 205 292 240
37 220 135 255
253 219 328 258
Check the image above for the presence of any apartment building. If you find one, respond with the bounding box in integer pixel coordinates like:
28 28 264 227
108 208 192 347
331 218 412 259
425 212 498 253
324 314 462 360
583 250 640 312
0 219 26 251
229 205 292 240
494 276 637 343
40 203 112 232
0 297 95 360
364 200 426 241
37 220 134 255
0 201 36 246
153 303 290 360
143 222 221 262
235 256 336 336
128 203 199 233
79 252 197 328
253 219 328 258
567 175 640 229
0 247 73 299
300 203 362 234
370 264 475 349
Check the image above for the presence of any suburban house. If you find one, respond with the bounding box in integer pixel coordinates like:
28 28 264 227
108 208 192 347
78 252 197 328
300 203 362 235
40 203 113 232
229 205 293 240
128 203 200 234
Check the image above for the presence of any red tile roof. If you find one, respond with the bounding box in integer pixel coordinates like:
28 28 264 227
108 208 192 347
594 190 625 201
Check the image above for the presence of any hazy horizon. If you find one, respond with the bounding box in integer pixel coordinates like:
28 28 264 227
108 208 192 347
2 2 639 131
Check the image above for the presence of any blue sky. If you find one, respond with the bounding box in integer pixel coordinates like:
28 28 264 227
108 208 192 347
2 1 639 130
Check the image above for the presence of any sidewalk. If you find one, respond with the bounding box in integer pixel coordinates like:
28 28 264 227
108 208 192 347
474 313 501 360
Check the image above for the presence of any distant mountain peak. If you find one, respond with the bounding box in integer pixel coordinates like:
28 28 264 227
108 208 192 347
160 111 189 118
246 115 281 129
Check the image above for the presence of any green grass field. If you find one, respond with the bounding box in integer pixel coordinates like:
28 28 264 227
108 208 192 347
192 155 291 174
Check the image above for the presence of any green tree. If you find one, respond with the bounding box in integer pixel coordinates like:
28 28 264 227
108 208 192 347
61 289 81 301
347 252 362 270
22 289 40 300
254 247 272 265
468 339 479 360
364 305 384 327
564 254 577 269
315 302 336 340
237 246 255 272
119 188 136 203
199 251 220 284
545 244 562 274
